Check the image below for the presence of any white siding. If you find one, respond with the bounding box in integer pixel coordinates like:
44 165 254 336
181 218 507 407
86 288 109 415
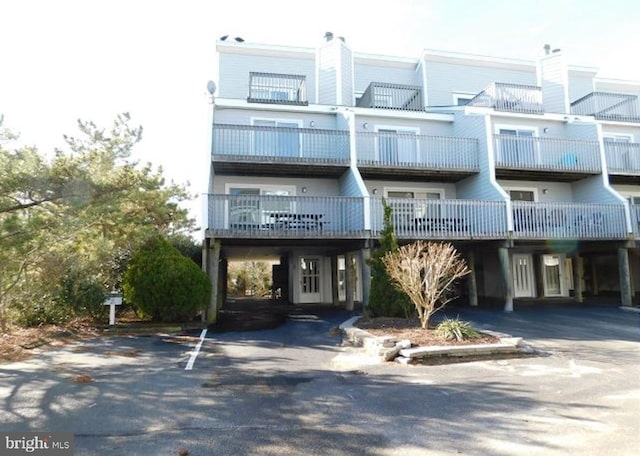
341 45 354 106
601 125 640 138
317 44 338 105
425 61 536 107
571 176 622 204
355 115 453 136
339 168 366 197
538 53 569 114
214 176 340 196
354 63 420 93
595 80 640 96
363 180 457 198
214 109 339 129
218 53 316 101
454 113 504 201
568 73 595 102
498 180 574 202
564 123 599 141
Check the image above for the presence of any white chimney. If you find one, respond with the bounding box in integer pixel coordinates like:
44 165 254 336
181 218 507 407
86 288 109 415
537 45 570 114
316 33 353 106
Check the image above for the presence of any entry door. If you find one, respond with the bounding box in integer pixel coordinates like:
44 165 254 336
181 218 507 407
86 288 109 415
299 257 321 303
542 254 568 297
512 254 535 298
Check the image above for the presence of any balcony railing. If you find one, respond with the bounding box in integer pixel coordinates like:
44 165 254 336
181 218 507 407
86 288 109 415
604 141 640 174
357 132 479 170
494 135 601 173
207 194 365 238
357 82 423 111
247 72 308 106
370 198 508 239
511 201 628 239
571 92 640 123
632 204 640 238
468 83 544 114
213 124 350 164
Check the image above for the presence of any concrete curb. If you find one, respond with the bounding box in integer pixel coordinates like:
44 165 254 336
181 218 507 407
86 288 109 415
619 306 640 313
339 316 534 364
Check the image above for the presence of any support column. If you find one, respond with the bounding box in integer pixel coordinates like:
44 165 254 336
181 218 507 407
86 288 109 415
330 256 339 306
467 251 478 307
618 248 633 307
206 238 221 323
573 255 584 303
345 252 355 311
591 259 599 295
498 247 514 312
359 248 372 310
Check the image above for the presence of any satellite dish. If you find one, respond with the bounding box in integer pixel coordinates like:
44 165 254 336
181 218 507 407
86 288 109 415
206 80 217 95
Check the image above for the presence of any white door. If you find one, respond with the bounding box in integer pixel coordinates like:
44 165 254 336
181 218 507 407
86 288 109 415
512 253 535 298
299 257 321 303
542 254 568 297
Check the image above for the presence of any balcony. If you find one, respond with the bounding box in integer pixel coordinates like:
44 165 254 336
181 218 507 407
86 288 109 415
247 72 308 106
212 124 350 176
207 194 365 239
356 131 479 180
604 141 640 179
357 82 423 111
571 92 640 123
370 197 508 239
494 135 601 179
468 83 543 114
511 201 628 240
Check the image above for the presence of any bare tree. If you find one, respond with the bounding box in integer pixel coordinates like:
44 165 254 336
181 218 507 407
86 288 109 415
383 241 470 329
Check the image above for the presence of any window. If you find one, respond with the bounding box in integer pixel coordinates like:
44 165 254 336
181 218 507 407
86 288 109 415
375 126 419 164
496 127 537 165
252 119 301 157
227 185 295 227
385 189 443 226
604 134 635 170
453 93 475 106
509 190 536 202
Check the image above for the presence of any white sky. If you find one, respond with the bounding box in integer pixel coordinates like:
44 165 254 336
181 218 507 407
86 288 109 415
1 0 639 231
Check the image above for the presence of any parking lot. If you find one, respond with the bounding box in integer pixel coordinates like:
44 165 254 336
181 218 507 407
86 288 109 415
0 305 638 455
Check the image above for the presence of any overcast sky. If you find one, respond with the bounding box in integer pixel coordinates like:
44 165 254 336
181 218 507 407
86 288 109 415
1 0 638 231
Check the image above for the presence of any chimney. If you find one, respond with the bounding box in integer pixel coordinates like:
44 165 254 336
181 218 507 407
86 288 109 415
316 33 353 106
537 44 570 114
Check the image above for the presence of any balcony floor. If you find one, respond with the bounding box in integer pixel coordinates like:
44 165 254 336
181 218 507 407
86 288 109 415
495 168 599 182
212 160 349 178
359 166 477 183
608 173 640 185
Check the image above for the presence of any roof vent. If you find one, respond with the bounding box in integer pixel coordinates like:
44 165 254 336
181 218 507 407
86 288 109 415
543 44 551 55
324 31 333 42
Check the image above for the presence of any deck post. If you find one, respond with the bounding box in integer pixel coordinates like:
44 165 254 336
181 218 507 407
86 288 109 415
618 248 633 307
498 247 514 312
573 255 584 303
359 248 371 311
345 252 355 311
206 238 221 323
331 255 339 306
467 251 478 307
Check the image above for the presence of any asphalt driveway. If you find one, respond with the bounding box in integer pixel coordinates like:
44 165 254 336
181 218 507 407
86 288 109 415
0 304 638 455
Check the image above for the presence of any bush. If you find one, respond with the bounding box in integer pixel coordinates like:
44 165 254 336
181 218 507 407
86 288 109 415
436 317 481 341
367 200 413 318
122 237 210 322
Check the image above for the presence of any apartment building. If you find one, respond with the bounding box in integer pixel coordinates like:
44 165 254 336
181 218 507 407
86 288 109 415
203 34 640 316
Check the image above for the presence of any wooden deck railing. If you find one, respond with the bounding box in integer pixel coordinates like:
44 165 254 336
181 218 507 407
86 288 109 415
207 194 365 238
571 92 640 123
213 124 350 164
468 82 543 114
511 201 628 239
357 132 479 170
370 198 508 239
494 135 601 173
604 141 640 174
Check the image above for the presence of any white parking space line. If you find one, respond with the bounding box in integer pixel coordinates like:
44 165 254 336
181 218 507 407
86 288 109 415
185 329 207 370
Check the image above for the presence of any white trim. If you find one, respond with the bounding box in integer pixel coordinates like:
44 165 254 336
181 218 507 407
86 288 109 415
373 124 420 134
503 186 539 202
215 98 338 114
250 116 303 127
494 123 539 136
352 107 454 122
225 183 297 196
382 186 445 199
217 41 314 59
422 49 535 71
603 133 635 142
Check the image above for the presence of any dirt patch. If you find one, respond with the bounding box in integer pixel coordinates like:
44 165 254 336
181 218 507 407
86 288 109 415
355 317 499 347
0 320 100 364
70 374 94 384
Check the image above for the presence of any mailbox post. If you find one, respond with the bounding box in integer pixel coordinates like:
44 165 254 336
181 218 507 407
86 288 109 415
104 292 123 326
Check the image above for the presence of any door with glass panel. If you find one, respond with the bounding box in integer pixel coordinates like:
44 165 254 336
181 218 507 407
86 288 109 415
542 254 567 297
498 128 536 166
604 135 633 170
386 191 441 231
299 257 321 303
512 253 535 297
253 120 300 158
377 129 417 165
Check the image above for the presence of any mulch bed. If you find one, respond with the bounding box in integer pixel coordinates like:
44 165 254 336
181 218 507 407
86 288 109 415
355 317 500 347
